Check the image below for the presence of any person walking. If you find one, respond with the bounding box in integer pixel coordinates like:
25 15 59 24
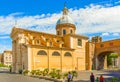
90 73 95 82
68 72 72 82
100 75 104 82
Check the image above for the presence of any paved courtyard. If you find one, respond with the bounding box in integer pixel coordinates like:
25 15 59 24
0 73 54 82
74 70 120 82
0 67 120 82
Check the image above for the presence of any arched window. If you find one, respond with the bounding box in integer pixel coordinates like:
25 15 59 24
52 51 60 56
78 39 82 46
63 29 66 35
37 50 47 55
70 29 73 34
57 31 60 35
64 52 72 56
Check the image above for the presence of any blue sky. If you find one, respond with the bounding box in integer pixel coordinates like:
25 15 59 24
0 0 116 15
0 0 120 53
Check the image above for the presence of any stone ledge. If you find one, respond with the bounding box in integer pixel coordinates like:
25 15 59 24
25 75 81 82
39 76 64 82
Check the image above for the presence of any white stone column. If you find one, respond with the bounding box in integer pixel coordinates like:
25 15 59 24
47 47 50 70
60 48 63 72
70 37 73 48
118 56 120 68
95 56 98 70
104 55 107 69
28 46 31 71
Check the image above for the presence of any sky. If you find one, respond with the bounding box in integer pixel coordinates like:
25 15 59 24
0 0 120 53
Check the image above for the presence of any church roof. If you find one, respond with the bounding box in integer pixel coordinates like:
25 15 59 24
10 27 62 38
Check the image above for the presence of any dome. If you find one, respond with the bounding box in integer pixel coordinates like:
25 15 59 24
56 5 74 25
56 15 74 25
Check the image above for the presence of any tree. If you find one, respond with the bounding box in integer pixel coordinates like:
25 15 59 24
109 53 118 67
109 53 118 58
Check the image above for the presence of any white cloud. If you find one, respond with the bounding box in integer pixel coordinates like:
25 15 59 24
0 5 120 35
8 12 24 16
0 44 11 53
0 4 120 53
72 5 120 34
112 33 119 36
0 36 10 39
101 32 109 36
101 32 120 36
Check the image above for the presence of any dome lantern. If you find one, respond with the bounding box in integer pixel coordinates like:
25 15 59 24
56 4 76 36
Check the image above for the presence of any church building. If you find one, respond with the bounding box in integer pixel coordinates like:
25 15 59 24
11 5 89 73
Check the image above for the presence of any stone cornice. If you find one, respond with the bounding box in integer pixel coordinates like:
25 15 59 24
4 50 12 53
56 23 76 30
65 34 89 39
28 44 75 51
99 38 120 43
11 27 62 38
11 27 24 39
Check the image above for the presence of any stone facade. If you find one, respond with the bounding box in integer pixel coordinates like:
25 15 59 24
10 6 89 73
10 5 120 73
11 27 88 72
0 53 3 63
2 50 12 66
86 36 120 70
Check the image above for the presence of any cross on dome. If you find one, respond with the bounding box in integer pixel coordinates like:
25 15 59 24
62 2 68 15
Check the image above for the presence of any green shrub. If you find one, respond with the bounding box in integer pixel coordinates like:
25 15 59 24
39 70 43 75
49 68 57 78
56 69 61 74
63 72 68 79
62 71 78 80
110 77 119 82
71 70 78 79
49 72 56 78
31 70 36 75
35 70 42 75
0 63 7 67
56 69 62 79
56 74 62 79
42 68 49 76
23 70 29 75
